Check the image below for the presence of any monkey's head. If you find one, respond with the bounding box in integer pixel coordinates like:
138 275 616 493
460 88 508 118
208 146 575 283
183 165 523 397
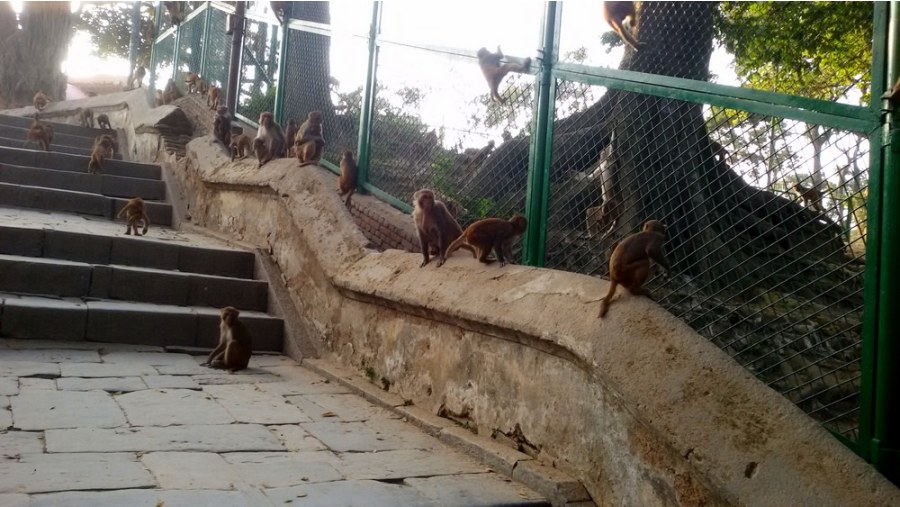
341 150 354 160
308 111 323 124
306 123 322 136
509 214 528 233
643 220 666 235
476 47 490 60
217 106 228 116
259 112 274 127
221 306 240 325
413 189 435 210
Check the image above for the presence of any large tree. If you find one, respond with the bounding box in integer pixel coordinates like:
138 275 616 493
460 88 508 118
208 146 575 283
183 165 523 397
0 2 72 108
74 2 156 68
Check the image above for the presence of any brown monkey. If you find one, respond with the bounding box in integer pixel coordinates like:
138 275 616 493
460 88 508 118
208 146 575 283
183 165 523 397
230 134 252 161
337 150 358 207
163 1 182 25
476 46 531 103
79 108 95 128
883 77 900 102
155 90 165 107
412 189 474 267
446 215 527 267
598 219 671 318
23 117 52 151
270 1 288 24
602 1 645 51
203 306 252 372
207 86 220 110
88 143 106 174
97 114 112 130
252 138 268 168
793 183 824 212
256 112 286 167
197 78 209 96
130 65 146 89
94 134 118 158
162 78 182 104
295 111 324 144
295 122 325 167
213 106 232 148
33 91 48 111
283 119 299 157
184 72 200 94
116 197 150 236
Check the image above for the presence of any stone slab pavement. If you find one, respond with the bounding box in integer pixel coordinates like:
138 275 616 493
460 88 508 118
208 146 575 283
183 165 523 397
0 338 549 506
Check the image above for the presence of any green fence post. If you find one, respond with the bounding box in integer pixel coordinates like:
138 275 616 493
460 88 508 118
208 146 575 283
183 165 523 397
199 2 212 78
356 1 382 191
863 0 900 485
522 1 560 266
172 13 181 83
273 5 291 124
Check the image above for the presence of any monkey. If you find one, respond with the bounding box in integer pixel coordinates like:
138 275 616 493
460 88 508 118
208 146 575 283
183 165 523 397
23 116 52 151
97 114 112 130
602 1 645 51
116 197 150 236
882 77 900 102
412 189 476 267
230 134 252 161
793 183 824 212
33 91 48 111
283 119 299 157
207 86 220 110
337 150 358 207
598 219 671 318
255 112 286 167
446 215 527 267
94 134 118 158
270 1 288 24
295 111 324 144
202 306 252 373
476 46 531 104
295 122 325 167
88 142 106 175
197 78 209 96
163 1 182 25
162 78 182 105
130 65 146 89
253 138 268 168
78 108 94 128
213 106 232 148
184 72 200 94
155 90 164 107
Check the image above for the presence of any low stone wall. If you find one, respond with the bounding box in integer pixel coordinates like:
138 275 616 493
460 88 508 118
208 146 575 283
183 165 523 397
162 135 898 506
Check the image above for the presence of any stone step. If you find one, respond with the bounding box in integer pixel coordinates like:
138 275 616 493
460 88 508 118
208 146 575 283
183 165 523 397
0 135 99 158
0 254 269 312
0 162 166 200
0 124 104 150
0 113 112 138
0 225 257 279
0 146 158 180
0 183 172 225
0 293 283 351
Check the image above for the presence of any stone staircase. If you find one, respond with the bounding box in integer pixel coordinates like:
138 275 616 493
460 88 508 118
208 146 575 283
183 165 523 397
0 114 284 352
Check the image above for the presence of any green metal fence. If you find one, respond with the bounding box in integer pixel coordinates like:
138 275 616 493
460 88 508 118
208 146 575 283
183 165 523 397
151 1 900 483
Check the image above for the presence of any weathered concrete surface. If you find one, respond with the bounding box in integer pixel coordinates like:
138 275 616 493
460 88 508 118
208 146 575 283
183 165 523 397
0 339 546 505
162 133 900 506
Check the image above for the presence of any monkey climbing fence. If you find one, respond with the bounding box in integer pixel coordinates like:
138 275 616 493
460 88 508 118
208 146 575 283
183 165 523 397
150 1 900 483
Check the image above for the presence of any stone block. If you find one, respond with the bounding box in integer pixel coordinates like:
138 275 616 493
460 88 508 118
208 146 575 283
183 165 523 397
100 174 166 200
44 230 111 264
11 390 126 429
60 362 157 378
109 266 191 306
109 237 179 270
195 309 283 352
264 479 433 507
336 448 487 481
116 388 234 426
142 375 201 389
0 430 45 457
285 393 398 423
511 461 591 505
88 264 113 298
439 426 533 477
57 376 147 392
406 473 548 507
189 274 269 312
0 453 154 493
46 424 285 453
223 451 342 488
85 301 197 346
0 183 108 217
204 384 310 424
0 226 42 256
267 424 327 452
141 452 239 489
1 296 87 341
301 419 440 453
0 255 91 297
178 245 255 278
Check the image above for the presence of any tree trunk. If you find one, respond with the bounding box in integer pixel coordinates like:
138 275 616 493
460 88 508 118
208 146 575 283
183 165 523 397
0 1 72 108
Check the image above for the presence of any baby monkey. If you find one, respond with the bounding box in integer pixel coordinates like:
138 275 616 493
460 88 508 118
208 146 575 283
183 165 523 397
97 114 112 130
117 197 150 236
598 219 671 318
337 150 358 207
446 215 527 267
477 46 531 103
33 91 48 111
793 183 824 212
231 134 252 161
203 306 253 373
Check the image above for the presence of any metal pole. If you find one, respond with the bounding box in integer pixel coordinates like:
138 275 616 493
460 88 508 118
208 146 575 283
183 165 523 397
172 16 181 84
226 1 246 115
127 1 141 84
355 2 382 191
522 2 560 266
199 2 212 78
273 3 291 124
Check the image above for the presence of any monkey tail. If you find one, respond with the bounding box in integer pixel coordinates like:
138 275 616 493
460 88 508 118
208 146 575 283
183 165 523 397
142 213 150 235
598 280 618 318
297 161 317 167
445 235 468 259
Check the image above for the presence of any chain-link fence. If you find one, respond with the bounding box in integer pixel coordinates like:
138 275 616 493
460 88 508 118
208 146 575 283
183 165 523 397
174 9 204 94
149 1 898 471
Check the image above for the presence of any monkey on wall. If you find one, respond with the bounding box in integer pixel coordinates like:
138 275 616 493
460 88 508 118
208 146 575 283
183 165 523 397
446 215 528 267
295 121 325 167
337 150 358 207
231 134 252 161
162 78 182 105
79 108 95 128
203 306 253 373
97 114 112 130
184 72 200 94
253 138 268 168
33 91 48 111
117 197 150 236
793 183 824 212
598 219 671 318
256 112 286 167
477 46 531 103
295 111 324 144
602 1 645 51
412 189 474 267
214 106 232 148
207 86 221 110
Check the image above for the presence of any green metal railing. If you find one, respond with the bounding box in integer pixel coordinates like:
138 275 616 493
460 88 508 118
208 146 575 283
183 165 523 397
151 1 900 484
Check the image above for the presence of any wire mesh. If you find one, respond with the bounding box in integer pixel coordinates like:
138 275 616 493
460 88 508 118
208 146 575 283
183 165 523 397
281 28 368 168
201 7 232 96
235 16 281 125
174 9 204 95
152 32 176 91
544 81 867 440
368 42 535 228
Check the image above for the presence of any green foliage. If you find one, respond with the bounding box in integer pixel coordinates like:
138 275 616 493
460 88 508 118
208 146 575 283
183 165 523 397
241 87 276 118
74 2 155 65
714 2 873 102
